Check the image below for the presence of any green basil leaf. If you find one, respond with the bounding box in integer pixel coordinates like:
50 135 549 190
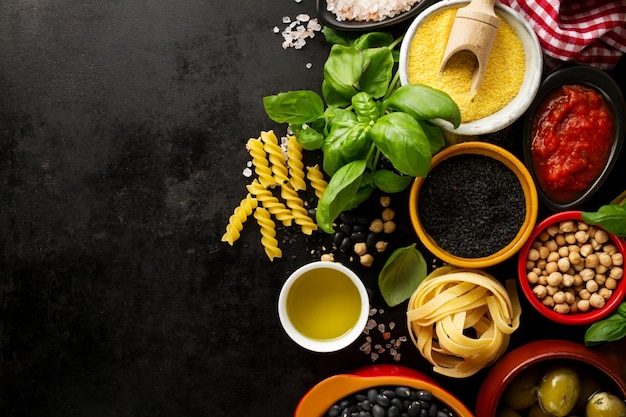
584 310 626 346
345 183 374 211
383 84 461 128
581 205 626 237
263 90 325 124
352 92 380 123
372 169 413 193
418 120 446 155
323 45 366 106
288 123 324 150
316 159 367 234
353 32 394 50
323 121 372 176
322 26 357 46
370 112 432 178
359 47 394 99
378 243 427 307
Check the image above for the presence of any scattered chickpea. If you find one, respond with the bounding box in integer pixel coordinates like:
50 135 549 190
369 219 383 233
383 220 396 234
542 295 555 307
320 253 335 262
381 208 395 221
354 242 368 256
379 196 391 207
375 241 388 253
360 254 374 267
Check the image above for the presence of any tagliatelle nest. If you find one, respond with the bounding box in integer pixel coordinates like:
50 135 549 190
406 266 521 378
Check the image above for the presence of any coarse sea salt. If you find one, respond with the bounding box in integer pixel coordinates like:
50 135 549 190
275 14 322 49
326 0 420 22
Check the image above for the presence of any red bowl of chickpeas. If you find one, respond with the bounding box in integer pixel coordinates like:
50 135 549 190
517 211 626 325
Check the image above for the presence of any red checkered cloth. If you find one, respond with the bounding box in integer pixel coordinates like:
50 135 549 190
499 0 626 70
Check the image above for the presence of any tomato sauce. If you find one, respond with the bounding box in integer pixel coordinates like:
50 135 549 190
530 84 614 203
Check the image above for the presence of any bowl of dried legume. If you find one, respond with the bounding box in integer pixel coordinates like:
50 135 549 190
409 141 539 269
294 364 475 417
398 0 542 136
517 211 626 326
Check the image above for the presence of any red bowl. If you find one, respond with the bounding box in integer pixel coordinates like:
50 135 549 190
294 364 474 417
517 210 626 325
476 339 626 417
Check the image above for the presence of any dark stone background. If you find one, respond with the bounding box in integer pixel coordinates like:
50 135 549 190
1 1 624 416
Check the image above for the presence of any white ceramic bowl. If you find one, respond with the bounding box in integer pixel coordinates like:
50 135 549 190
399 0 543 136
278 261 369 352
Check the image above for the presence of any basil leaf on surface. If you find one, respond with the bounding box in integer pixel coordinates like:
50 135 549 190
288 123 324 151
378 244 427 307
584 303 626 346
263 90 324 124
370 112 432 178
581 204 626 237
316 159 367 234
323 45 366 106
372 169 412 193
353 32 394 50
359 47 394 99
383 84 461 128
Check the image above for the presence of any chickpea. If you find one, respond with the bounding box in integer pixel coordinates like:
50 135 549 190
546 224 559 236
557 258 571 273
531 240 542 249
538 246 550 259
579 289 591 300
555 234 567 246
579 268 595 282
589 292 606 309
354 242 368 256
558 246 569 258
527 271 540 285
585 253 599 269
532 267 542 276
553 303 570 314
379 196 391 207
595 265 608 275
609 266 624 280
537 275 548 285
595 229 609 244
562 274 575 287
572 261 585 272
553 291 566 304
577 299 591 312
590 239 603 251
537 259 547 271
599 287 613 300
538 230 550 242
588 225 598 237
542 295 555 307
545 261 559 274
559 220 577 233
533 285 547 299
595 274 607 287
568 251 582 265
375 241 388 253
381 207 395 221
526 260 536 271
320 253 335 262
369 218 384 233
568 244 581 253
612 253 624 266
574 230 589 243
547 272 563 287
360 254 374 267
578 221 590 231
599 252 613 268
573 274 583 287
546 285 559 296
604 244 618 256
564 233 577 245
580 244 594 257
545 240 558 252
382 220 396 234
527 248 540 261
605 277 618 290
564 290 576 305
547 252 560 263
586 280 599 293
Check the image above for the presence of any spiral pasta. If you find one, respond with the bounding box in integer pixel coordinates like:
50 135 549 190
280 183 318 235
406 266 520 378
261 130 290 186
253 206 282 261
221 193 258 245
247 179 293 226
306 164 328 199
286 135 306 191
246 137 274 188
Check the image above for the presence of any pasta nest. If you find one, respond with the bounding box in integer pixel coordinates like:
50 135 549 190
406 266 521 378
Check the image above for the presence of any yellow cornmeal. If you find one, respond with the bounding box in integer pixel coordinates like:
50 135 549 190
407 7 525 123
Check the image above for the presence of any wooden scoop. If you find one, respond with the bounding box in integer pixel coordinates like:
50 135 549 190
440 0 500 94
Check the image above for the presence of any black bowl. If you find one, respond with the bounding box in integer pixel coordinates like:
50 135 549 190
522 65 625 211
316 0 439 31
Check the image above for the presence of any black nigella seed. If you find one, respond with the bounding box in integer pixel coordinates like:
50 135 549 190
417 153 526 259
339 212 355 224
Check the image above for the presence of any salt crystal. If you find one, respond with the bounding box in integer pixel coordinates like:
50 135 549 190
282 16 291 23
389 322 395 330
305 62 312 69
371 352 379 361
377 323 385 333
296 13 310 22
272 26 280 34
243 167 253 177
366 319 377 329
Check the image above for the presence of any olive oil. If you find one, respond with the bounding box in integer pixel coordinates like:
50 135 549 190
286 268 362 340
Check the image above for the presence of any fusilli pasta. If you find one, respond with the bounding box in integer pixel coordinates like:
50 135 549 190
306 164 328 199
280 183 318 235
221 193 258 245
246 137 274 188
247 179 294 226
254 206 282 261
261 130 289 186
286 135 306 191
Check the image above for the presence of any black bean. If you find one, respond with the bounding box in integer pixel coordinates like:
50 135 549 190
351 231 367 242
356 216 370 225
407 402 421 417
356 394 367 402
428 402 438 417
436 411 452 417
358 412 372 417
390 398 403 410
387 406 400 417
333 232 345 247
340 400 351 409
339 212 355 224
395 387 411 399
419 409 428 417
367 389 378 404
328 404 342 417
339 236 352 252
366 232 377 248
416 391 433 402
352 224 368 233
360 400 372 412
375 394 390 407
381 389 396 399
372 404 386 417
339 222 353 235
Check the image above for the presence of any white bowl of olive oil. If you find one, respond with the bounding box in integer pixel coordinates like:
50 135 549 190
278 261 369 352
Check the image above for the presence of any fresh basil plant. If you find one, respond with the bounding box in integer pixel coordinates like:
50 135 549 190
263 27 460 234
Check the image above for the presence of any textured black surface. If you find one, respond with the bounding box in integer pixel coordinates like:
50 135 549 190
1 1 625 416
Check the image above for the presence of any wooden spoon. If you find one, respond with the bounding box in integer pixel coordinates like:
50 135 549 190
439 0 500 94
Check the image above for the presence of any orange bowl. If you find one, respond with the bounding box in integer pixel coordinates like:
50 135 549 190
476 339 626 417
295 364 474 417
517 211 626 325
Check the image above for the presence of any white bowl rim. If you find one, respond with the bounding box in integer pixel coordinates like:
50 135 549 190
278 261 370 353
399 0 543 136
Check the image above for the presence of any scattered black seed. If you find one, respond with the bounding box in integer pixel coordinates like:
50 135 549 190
351 231 367 242
339 236 352 252
324 386 457 417
417 154 526 259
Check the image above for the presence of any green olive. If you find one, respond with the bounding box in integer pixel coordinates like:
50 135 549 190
526 403 552 417
586 392 626 417
496 407 523 417
536 365 580 417
502 365 542 410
